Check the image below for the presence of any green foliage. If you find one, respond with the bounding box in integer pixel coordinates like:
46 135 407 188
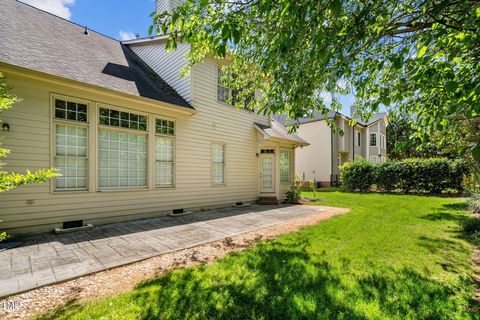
285 175 303 204
374 161 397 192
308 179 318 199
340 158 467 194
0 231 8 242
339 158 375 192
152 0 480 161
0 72 58 241
467 194 480 214
38 191 477 319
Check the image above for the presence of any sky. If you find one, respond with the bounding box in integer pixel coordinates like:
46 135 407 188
20 0 156 41
19 0 360 115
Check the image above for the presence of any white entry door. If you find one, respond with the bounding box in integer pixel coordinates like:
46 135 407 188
260 154 275 193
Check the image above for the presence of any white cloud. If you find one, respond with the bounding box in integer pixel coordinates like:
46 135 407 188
119 31 137 41
21 0 75 20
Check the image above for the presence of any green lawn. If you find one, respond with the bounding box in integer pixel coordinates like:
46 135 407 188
40 190 478 320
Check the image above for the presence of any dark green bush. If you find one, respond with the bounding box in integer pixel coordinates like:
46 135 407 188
467 194 480 214
340 158 467 194
375 161 398 192
462 216 480 234
340 159 375 192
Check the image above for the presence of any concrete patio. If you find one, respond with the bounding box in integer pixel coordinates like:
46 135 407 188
0 204 327 298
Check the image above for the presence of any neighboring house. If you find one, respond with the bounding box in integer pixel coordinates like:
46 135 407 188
0 0 307 234
275 109 388 186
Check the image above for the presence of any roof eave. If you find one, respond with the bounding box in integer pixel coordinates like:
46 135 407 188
0 62 197 116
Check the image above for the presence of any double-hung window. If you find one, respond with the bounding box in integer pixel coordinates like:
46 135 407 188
217 66 255 111
280 150 293 183
155 119 175 187
53 97 88 191
217 67 231 103
212 143 225 184
370 133 377 147
98 107 148 189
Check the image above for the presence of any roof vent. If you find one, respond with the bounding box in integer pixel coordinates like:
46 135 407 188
84 26 89 35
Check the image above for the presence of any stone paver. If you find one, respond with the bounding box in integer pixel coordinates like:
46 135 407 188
0 204 325 297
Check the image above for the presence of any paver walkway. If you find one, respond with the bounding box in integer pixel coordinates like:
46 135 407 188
0 204 326 297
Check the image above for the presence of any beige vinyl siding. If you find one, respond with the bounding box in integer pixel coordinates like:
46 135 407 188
296 121 332 183
368 122 380 157
129 42 191 102
156 0 170 13
0 61 269 234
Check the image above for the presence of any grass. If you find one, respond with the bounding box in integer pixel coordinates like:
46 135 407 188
39 190 478 320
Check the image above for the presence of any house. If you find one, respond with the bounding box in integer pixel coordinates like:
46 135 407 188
275 109 388 186
0 0 307 234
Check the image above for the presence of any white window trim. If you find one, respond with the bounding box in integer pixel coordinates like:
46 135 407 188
155 118 176 188
211 142 226 186
370 133 377 147
216 65 254 113
280 149 293 184
51 94 91 193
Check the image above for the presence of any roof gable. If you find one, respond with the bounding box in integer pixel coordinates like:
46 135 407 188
0 0 193 110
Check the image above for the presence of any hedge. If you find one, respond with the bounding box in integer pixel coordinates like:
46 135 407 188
340 158 467 194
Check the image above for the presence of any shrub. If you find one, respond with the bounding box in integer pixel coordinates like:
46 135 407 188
462 216 480 234
285 186 301 204
467 194 480 214
340 159 375 192
375 161 398 192
340 158 467 194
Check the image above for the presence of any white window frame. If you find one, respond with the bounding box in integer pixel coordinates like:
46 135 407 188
280 149 293 183
155 118 175 188
211 142 226 185
217 66 231 104
370 133 377 147
51 94 90 192
97 105 149 191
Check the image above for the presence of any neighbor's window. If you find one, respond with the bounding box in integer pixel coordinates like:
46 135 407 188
53 98 88 191
217 67 230 103
212 143 225 184
155 118 175 187
98 107 147 189
369 133 377 147
357 131 361 147
280 150 293 183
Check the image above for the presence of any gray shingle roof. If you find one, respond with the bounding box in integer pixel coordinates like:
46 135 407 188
0 0 193 110
274 110 387 127
255 119 309 145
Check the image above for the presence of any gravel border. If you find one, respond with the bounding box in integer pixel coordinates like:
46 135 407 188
0 206 348 320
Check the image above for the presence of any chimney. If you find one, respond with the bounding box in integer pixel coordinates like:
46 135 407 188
156 0 185 14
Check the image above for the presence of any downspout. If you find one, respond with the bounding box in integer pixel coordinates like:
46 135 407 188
352 126 355 161
331 127 334 185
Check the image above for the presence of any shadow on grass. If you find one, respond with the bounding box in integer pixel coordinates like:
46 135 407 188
37 239 475 319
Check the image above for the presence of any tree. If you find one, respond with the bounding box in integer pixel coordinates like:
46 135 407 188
386 110 455 159
152 0 480 164
0 73 58 241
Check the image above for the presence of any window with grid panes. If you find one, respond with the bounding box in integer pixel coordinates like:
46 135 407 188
280 150 292 183
155 118 175 186
53 98 88 190
212 143 225 184
370 133 377 147
99 107 147 131
98 107 148 189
